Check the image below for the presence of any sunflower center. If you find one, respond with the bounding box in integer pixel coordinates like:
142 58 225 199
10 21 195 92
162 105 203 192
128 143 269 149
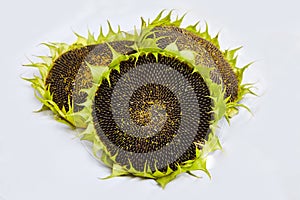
127 83 180 137
129 94 167 126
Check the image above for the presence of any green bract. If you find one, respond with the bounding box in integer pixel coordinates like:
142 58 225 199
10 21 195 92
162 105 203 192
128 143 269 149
24 10 254 188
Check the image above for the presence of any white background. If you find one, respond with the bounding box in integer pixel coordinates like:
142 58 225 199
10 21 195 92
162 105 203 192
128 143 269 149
1 0 300 199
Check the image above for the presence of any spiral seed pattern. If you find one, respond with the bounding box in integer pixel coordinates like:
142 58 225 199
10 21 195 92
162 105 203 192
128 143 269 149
92 53 213 172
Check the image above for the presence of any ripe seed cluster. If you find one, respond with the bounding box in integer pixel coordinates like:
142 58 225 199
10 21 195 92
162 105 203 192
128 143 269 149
92 54 212 172
24 11 253 187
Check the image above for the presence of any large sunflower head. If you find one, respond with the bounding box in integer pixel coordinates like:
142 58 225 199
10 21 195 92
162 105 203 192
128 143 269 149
81 48 225 187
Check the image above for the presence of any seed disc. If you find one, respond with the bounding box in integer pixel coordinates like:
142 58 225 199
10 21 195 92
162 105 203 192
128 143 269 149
92 53 213 172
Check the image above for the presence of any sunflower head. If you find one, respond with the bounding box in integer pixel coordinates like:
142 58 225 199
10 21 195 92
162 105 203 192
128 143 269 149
23 26 137 128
